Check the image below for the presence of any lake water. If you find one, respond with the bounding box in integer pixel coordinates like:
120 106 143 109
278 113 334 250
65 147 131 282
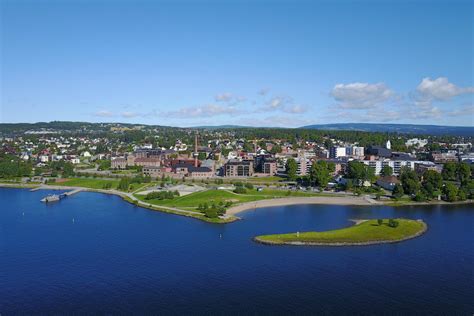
1 188 473 314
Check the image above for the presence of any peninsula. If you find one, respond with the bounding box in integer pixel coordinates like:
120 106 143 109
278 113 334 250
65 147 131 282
254 218 427 246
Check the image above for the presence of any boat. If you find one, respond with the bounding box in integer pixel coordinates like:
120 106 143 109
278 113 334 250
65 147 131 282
41 194 60 203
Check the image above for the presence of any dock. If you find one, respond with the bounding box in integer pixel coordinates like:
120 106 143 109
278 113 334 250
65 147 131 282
40 187 84 202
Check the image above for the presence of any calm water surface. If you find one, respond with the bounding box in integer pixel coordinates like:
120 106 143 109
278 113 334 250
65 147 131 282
0 188 473 315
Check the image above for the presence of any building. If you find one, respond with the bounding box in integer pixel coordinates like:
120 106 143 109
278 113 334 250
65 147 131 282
376 176 400 191
415 162 442 174
330 147 346 159
134 157 161 167
262 158 277 175
188 166 214 178
366 145 392 158
224 160 254 177
296 157 311 176
143 166 168 178
111 157 127 169
430 152 458 163
351 146 364 157
406 138 428 148
362 158 425 176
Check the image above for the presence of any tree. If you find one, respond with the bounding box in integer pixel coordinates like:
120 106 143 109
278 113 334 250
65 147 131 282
392 183 404 199
400 167 419 195
117 177 131 191
422 170 443 198
348 161 374 185
388 219 399 228
309 160 331 188
286 158 298 181
457 163 471 185
443 182 458 202
381 165 393 177
442 162 457 181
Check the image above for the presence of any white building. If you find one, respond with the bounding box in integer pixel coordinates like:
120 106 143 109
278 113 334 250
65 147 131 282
362 159 431 176
405 138 428 148
296 157 311 176
351 146 365 157
39 155 49 163
386 140 391 150
330 147 346 159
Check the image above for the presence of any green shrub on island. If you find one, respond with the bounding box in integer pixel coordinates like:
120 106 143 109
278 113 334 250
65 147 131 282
377 219 383 226
145 190 179 200
388 219 399 228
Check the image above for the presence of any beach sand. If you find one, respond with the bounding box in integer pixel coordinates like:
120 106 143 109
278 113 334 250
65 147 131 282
226 195 375 216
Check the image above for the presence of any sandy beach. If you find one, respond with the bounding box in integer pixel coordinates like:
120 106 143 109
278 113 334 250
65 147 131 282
226 195 376 216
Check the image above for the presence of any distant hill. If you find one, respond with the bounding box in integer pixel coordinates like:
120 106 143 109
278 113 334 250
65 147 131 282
300 123 474 136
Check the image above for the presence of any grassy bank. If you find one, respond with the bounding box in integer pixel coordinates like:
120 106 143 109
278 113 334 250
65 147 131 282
254 219 427 246
54 178 120 189
133 188 321 210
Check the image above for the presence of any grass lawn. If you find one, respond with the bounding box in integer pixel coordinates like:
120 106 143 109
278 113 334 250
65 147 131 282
133 187 325 209
54 178 120 190
134 189 268 208
255 219 426 245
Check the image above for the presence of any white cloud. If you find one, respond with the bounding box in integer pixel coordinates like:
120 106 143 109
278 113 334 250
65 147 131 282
284 104 308 114
162 104 238 118
330 82 394 109
446 104 474 117
94 110 115 117
416 77 474 101
121 111 139 118
215 93 233 102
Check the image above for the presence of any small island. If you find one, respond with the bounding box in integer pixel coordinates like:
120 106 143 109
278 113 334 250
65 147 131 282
254 218 427 246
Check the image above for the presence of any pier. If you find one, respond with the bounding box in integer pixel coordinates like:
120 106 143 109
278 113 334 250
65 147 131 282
40 187 84 202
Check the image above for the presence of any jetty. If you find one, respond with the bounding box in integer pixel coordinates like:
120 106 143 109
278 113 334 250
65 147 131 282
40 187 84 203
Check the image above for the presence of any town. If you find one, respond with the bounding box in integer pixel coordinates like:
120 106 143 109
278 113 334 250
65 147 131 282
1 121 472 220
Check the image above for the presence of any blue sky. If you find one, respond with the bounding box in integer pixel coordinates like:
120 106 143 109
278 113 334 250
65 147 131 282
1 0 473 127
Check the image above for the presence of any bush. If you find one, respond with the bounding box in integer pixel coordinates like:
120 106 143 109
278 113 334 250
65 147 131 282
388 219 399 228
234 187 247 194
413 191 427 202
245 183 254 190
204 209 218 218
144 191 176 200
377 219 383 226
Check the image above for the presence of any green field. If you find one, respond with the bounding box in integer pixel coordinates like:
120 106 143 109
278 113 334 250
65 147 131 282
55 178 120 189
134 188 321 210
255 219 426 245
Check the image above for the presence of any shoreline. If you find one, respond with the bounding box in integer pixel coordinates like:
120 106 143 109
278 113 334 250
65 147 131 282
0 183 238 223
254 220 428 247
1 183 472 223
226 196 375 216
226 196 474 216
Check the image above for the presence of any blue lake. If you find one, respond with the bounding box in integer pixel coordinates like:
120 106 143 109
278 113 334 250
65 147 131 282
1 188 473 314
